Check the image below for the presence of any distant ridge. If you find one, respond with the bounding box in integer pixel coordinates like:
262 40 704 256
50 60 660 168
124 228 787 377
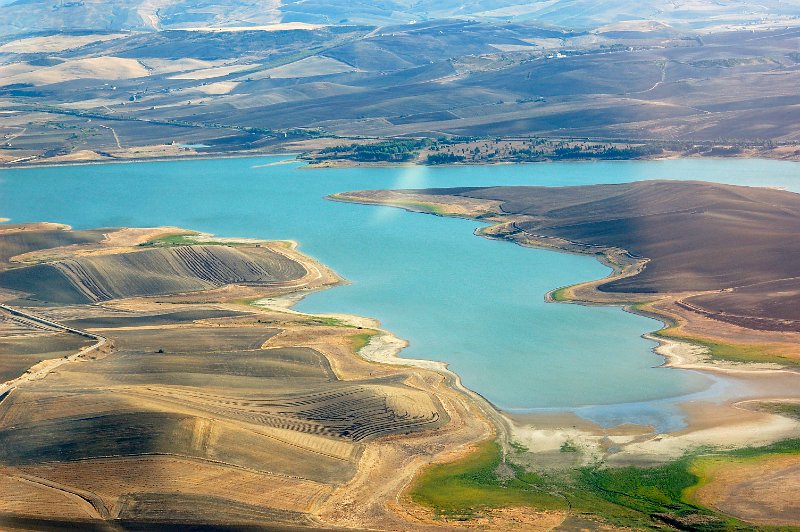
2 0 799 36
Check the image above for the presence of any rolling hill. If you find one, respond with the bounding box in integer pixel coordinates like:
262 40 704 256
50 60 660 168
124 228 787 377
2 0 799 36
338 180 800 330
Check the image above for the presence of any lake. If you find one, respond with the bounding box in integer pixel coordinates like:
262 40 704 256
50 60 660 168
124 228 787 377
2 157 798 431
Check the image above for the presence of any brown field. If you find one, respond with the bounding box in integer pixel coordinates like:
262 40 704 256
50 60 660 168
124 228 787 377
0 224 492 530
340 181 800 332
0 225 107 265
689 455 800 525
1 23 799 167
0 57 150 87
0 332 93 383
0 244 307 305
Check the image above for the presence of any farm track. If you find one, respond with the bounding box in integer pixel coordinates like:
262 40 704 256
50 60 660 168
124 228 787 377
0 304 107 396
3 468 110 519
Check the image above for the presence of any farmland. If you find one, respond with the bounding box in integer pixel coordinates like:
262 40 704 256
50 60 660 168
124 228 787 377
2 0 800 527
0 223 482 530
338 180 800 335
1 20 799 166
0 244 306 305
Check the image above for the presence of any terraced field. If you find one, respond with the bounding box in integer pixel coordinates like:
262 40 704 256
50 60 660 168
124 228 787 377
0 244 307 304
0 225 107 265
0 225 458 529
0 314 448 524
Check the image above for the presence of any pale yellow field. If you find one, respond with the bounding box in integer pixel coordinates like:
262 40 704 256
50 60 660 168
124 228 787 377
0 34 127 54
0 57 149 86
250 56 357 80
168 63 255 80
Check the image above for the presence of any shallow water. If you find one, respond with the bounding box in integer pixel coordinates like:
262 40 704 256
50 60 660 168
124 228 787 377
1 157 797 431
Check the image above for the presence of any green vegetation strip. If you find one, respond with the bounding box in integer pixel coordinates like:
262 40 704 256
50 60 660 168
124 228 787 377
411 439 800 528
389 200 447 216
549 286 572 302
348 333 374 352
307 316 355 328
139 233 253 248
756 402 800 420
653 328 799 366
331 194 447 216
626 302 798 367
411 441 563 520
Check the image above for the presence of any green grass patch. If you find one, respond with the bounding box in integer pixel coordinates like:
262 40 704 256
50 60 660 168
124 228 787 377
138 233 199 247
307 316 354 328
509 440 529 453
754 403 800 421
653 328 798 366
348 332 374 353
550 286 572 302
329 195 447 215
411 435 800 527
726 438 800 458
575 458 703 516
139 233 253 248
568 458 744 530
232 297 262 307
560 440 579 453
391 200 447 216
410 441 565 519
628 301 653 313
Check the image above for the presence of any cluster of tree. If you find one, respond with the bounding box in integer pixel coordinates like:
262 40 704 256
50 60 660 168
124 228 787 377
551 145 665 159
308 136 788 165
690 57 761 68
426 153 465 164
317 139 430 162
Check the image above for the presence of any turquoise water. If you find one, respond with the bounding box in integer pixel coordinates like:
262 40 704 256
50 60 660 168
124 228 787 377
1 157 798 430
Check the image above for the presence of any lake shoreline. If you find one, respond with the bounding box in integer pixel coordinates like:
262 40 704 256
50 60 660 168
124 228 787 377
2 141 798 170
6 159 800 464
331 189 800 464
0 150 300 170
4 159 800 528
0 222 504 530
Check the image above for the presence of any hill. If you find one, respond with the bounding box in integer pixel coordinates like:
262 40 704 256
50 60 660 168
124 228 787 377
1 21 799 166
0 224 464 529
336 180 800 331
2 0 799 36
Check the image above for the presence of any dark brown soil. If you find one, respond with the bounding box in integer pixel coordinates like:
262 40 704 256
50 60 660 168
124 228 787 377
403 180 800 328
